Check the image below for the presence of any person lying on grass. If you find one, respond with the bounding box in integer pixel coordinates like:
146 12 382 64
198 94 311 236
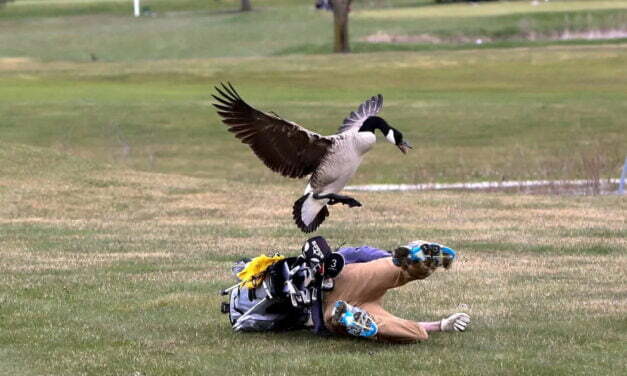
323 241 470 342
223 237 470 343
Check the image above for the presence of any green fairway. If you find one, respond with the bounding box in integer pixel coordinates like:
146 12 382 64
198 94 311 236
359 1 627 19
1 45 625 183
1 0 626 60
1 0 626 375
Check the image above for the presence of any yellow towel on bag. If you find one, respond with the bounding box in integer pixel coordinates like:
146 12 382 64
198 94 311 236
237 254 285 288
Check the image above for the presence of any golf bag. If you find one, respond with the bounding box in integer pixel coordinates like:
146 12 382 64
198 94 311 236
220 236 344 332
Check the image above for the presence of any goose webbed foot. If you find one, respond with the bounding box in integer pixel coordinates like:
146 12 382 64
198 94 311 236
314 193 362 208
342 198 362 208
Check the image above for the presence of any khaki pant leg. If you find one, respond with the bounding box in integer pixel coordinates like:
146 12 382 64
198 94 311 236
365 303 428 343
323 257 433 335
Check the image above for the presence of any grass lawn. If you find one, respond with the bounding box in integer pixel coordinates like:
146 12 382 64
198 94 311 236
1 45 625 183
0 140 625 375
358 1 627 19
0 0 626 375
1 1 626 60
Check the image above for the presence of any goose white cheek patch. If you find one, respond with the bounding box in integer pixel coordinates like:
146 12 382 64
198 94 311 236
386 130 396 144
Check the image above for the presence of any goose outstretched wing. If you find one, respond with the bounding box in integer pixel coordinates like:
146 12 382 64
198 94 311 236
337 94 383 134
212 83 333 179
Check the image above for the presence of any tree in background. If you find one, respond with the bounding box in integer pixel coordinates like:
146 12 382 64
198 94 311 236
0 0 14 7
331 0 352 53
324 0 496 53
241 0 252 12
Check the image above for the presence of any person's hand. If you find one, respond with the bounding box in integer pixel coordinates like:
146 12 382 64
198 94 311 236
440 313 470 332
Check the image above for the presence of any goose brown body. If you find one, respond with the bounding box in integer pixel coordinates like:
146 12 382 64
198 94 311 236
212 83 407 233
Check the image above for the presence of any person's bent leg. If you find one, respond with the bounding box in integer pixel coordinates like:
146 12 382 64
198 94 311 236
328 301 471 342
329 301 428 343
322 241 458 336
365 303 429 343
327 241 457 306
323 257 433 323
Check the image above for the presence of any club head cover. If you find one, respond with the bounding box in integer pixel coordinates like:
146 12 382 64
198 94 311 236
302 236 332 265
323 252 345 278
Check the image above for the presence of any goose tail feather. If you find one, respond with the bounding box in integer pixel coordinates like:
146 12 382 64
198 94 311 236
293 193 329 233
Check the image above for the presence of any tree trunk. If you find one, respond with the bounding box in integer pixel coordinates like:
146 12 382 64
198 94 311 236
240 0 252 12
332 0 351 53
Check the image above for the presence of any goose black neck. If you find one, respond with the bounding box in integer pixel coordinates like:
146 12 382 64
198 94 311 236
359 116 390 134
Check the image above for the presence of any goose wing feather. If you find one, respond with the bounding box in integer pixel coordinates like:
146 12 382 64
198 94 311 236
212 82 333 179
337 94 383 134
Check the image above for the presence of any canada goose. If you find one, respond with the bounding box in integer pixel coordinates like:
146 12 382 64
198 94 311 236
212 83 411 233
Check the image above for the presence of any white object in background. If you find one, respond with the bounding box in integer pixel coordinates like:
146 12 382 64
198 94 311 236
134 0 140 17
345 178 621 192
619 157 627 195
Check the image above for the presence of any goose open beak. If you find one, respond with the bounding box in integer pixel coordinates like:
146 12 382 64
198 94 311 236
397 141 412 154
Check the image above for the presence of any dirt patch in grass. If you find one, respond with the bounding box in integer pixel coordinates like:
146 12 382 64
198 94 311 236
0 57 34 67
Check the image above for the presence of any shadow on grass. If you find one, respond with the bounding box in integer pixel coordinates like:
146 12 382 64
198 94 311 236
235 329 427 349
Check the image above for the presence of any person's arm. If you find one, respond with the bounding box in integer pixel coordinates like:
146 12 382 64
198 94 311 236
418 321 442 332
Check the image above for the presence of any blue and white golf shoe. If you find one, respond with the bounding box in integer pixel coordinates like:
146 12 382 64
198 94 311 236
331 300 378 338
392 241 457 269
